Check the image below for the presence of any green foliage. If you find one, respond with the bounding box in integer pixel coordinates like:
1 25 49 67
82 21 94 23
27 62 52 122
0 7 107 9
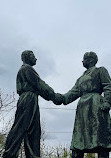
62 147 71 158
0 134 5 148
85 153 95 158
0 134 5 158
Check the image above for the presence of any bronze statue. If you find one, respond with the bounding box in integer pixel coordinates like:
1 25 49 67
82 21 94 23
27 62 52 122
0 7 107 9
59 52 111 158
3 50 62 158
3 51 111 158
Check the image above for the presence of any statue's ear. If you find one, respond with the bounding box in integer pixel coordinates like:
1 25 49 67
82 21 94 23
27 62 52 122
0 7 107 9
21 53 29 62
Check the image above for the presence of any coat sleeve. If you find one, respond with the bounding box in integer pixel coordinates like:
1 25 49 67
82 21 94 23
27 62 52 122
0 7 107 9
63 79 81 105
25 65 55 101
99 67 111 104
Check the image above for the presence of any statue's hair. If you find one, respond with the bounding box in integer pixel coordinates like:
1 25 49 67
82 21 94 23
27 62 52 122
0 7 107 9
21 50 33 61
84 51 98 64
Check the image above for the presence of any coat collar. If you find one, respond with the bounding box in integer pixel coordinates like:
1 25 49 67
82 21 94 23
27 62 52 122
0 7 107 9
84 66 96 75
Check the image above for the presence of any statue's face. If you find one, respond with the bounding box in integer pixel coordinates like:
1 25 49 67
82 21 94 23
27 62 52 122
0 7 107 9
28 52 37 66
82 55 94 69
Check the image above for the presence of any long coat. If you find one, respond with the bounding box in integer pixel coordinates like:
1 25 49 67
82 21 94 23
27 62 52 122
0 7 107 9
63 66 111 152
3 63 55 158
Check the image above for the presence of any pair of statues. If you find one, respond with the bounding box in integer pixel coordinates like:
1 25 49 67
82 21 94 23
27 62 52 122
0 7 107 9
3 51 111 158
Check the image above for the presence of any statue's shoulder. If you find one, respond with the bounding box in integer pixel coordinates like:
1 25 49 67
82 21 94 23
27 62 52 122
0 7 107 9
17 64 34 75
97 66 108 72
90 66 109 76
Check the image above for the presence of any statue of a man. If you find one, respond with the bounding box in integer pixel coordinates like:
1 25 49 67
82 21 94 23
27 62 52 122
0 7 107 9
3 50 62 158
59 52 111 158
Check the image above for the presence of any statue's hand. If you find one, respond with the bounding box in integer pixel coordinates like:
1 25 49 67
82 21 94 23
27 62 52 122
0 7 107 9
53 93 63 105
101 102 110 112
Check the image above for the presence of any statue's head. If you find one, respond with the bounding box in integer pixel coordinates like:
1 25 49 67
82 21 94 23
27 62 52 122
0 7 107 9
82 51 98 69
21 50 37 66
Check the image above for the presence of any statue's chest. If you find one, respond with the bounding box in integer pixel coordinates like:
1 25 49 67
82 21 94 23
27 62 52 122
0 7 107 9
78 69 100 91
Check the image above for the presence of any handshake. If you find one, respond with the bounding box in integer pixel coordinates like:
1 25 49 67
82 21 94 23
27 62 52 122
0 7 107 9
53 93 64 105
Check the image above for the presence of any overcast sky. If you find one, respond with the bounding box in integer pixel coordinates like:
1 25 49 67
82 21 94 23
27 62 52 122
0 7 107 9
1 0 111 147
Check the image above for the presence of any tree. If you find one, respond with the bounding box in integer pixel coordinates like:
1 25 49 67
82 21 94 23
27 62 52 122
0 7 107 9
0 89 16 157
